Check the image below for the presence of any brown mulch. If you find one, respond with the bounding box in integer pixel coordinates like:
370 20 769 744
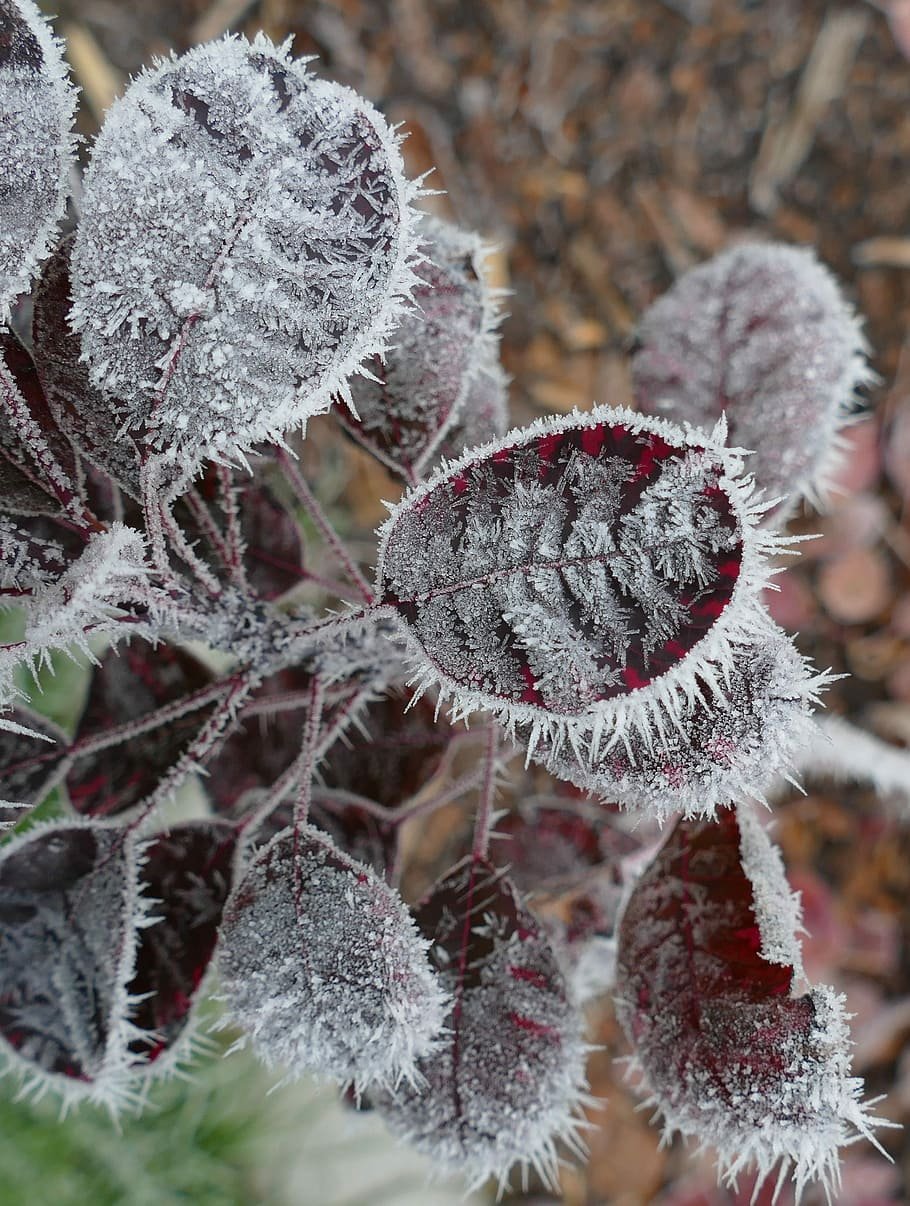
45 0 910 1201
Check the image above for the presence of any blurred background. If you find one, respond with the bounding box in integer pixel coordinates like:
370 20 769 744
5 1 910 1202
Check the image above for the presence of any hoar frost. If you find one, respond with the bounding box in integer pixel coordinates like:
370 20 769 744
217 826 448 1090
70 33 425 462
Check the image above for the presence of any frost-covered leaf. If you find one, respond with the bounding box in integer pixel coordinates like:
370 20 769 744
0 819 148 1108
631 243 871 517
127 820 237 1071
70 33 424 461
373 856 589 1191
31 236 151 500
435 355 509 465
334 216 499 482
0 704 67 823
0 0 77 321
530 621 827 821
217 825 447 1090
615 805 886 1201
0 329 81 517
67 639 214 818
377 405 777 759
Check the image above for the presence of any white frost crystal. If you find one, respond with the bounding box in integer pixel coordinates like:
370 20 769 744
217 826 448 1090
70 34 424 461
0 0 76 323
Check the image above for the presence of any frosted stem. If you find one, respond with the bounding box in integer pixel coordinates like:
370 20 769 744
277 449 375 604
471 724 499 860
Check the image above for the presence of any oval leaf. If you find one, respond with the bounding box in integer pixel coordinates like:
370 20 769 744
0 820 146 1108
615 805 885 1200
218 825 447 1089
0 0 76 320
377 406 776 758
70 33 423 462
631 243 870 517
374 856 589 1190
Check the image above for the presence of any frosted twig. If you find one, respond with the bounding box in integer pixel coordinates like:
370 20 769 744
277 449 375 604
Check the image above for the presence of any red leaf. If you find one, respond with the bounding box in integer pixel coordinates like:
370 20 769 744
128 820 237 1067
376 408 763 758
374 856 588 1189
615 806 884 1198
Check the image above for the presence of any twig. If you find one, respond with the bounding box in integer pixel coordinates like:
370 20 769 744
277 449 375 604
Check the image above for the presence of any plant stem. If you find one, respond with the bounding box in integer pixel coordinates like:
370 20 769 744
471 724 499 860
277 449 375 604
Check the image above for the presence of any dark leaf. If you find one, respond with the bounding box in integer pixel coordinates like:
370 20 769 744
67 639 214 818
0 704 67 824
0 820 142 1106
218 825 446 1088
615 806 881 1198
374 856 588 1189
128 820 237 1066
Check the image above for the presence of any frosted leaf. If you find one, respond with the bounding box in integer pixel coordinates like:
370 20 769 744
0 704 67 824
377 405 780 760
67 640 215 818
631 242 871 517
31 236 159 500
530 621 828 822
0 819 149 1109
0 0 77 322
127 820 237 1074
70 34 424 462
373 857 590 1191
435 354 510 465
334 216 500 482
1 329 81 517
217 825 447 1090
615 805 888 1202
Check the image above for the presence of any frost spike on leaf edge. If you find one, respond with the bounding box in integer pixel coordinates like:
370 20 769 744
375 404 791 769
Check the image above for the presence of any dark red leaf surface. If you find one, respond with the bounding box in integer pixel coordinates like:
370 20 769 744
128 820 237 1063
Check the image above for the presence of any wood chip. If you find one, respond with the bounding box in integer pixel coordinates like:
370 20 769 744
750 9 870 214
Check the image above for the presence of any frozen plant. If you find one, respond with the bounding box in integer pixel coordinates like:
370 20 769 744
0 5 893 1200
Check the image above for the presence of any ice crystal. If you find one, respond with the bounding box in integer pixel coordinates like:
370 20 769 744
0 0 76 322
374 857 590 1191
335 215 502 481
530 620 828 821
632 242 871 517
378 406 782 762
70 34 424 462
217 825 448 1090
615 806 887 1202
